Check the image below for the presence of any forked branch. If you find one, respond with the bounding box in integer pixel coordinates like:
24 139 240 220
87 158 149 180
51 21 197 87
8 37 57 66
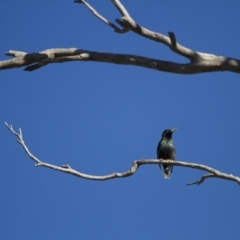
0 1 239 73
5 122 240 186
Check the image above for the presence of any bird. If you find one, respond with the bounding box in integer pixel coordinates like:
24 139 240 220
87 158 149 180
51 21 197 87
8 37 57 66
157 128 177 179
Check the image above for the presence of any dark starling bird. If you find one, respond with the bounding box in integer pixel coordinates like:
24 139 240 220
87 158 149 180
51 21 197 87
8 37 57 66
157 128 177 179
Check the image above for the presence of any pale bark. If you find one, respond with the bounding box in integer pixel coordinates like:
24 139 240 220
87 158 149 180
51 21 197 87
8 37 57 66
5 122 240 186
0 0 239 74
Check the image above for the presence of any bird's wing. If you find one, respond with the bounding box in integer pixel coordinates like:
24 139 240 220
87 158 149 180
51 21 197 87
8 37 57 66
170 145 176 173
172 146 176 160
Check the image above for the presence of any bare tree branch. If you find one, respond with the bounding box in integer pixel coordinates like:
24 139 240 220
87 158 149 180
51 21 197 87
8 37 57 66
0 1 239 73
186 174 218 186
76 0 240 72
0 47 239 74
74 0 129 33
5 122 240 185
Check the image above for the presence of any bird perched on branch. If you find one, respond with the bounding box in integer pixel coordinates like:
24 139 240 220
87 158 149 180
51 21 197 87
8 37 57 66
157 128 177 179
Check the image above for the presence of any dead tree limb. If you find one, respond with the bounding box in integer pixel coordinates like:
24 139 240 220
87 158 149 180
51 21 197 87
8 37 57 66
0 0 239 73
5 122 240 186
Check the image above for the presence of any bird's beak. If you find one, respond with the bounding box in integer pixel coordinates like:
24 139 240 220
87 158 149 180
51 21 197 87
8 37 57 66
171 128 177 133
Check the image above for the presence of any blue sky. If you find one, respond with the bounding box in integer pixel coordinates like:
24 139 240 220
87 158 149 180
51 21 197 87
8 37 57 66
1 1 240 239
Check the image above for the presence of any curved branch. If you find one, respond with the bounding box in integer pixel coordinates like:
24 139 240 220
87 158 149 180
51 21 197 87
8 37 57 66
5 122 240 185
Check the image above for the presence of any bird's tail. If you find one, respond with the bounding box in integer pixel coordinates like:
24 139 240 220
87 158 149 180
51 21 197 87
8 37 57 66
163 166 171 179
159 164 171 179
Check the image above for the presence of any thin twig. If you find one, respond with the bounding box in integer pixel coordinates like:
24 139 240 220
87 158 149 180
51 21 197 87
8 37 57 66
74 0 128 33
186 174 218 185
